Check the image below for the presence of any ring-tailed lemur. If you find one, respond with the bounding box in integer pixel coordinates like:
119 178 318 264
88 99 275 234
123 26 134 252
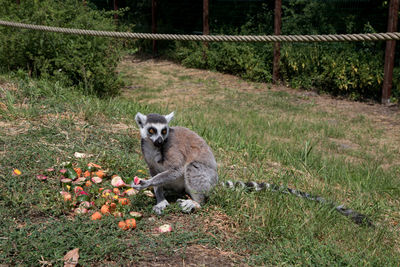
130 112 372 227
131 112 218 215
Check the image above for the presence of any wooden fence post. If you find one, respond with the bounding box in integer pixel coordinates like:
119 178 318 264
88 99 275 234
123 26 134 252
203 0 209 35
272 0 282 84
203 0 209 60
152 0 157 55
113 0 118 21
382 0 399 104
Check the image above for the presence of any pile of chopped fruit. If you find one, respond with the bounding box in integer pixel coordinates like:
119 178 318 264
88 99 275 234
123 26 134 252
45 162 151 230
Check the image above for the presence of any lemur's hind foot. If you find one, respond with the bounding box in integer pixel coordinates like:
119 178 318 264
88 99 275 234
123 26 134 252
177 199 201 213
153 199 169 215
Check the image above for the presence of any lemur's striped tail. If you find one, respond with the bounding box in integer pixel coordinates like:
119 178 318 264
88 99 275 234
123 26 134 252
222 180 373 227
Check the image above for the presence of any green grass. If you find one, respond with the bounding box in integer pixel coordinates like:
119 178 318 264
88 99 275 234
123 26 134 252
1 59 400 265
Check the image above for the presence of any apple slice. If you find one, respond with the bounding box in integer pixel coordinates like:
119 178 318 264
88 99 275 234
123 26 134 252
124 188 138 196
129 211 143 219
111 176 126 187
72 177 86 185
156 224 172 233
133 176 141 185
91 176 102 184
60 178 72 184
36 174 47 181
60 191 72 202
74 207 88 214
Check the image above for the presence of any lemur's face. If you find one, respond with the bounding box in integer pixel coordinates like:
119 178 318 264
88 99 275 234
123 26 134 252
144 122 169 147
135 112 174 148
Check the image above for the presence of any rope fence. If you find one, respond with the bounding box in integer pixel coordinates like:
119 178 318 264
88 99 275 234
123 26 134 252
1 20 400 43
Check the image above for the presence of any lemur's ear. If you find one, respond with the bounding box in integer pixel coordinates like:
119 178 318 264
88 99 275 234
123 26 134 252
165 111 175 124
135 112 147 128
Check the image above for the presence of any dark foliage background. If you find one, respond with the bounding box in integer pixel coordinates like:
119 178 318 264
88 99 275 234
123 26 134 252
1 0 398 100
101 0 398 101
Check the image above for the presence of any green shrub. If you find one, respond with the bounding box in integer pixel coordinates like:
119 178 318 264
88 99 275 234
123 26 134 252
174 41 272 83
280 43 386 100
0 0 124 96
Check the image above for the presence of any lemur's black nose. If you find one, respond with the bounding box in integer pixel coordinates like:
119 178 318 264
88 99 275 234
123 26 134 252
154 137 163 147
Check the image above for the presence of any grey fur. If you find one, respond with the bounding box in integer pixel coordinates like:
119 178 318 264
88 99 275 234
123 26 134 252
146 113 167 124
131 112 218 214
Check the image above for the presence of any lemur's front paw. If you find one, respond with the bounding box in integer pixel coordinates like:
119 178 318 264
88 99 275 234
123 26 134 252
153 200 169 215
177 199 201 213
130 179 149 191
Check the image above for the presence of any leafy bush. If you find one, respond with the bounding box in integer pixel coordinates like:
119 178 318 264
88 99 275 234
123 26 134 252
280 42 386 100
174 41 272 83
0 0 124 96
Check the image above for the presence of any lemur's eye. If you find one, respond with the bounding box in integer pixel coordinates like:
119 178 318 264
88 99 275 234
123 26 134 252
161 128 167 135
148 128 156 134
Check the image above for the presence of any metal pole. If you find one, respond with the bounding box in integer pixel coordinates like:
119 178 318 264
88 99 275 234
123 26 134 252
152 0 157 55
382 0 399 104
273 0 282 84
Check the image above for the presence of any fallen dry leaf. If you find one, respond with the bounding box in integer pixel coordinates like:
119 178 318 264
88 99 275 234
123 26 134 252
63 248 79 267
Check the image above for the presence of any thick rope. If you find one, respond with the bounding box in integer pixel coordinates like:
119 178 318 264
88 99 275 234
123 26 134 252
1 20 400 43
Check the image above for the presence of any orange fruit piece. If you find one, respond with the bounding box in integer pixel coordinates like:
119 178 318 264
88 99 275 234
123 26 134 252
100 205 110 214
74 186 84 194
91 212 102 220
13 169 22 176
118 221 129 230
95 170 105 178
74 168 82 177
63 193 72 202
113 188 120 195
110 203 117 211
125 218 137 229
83 170 91 178
113 212 124 218
118 198 130 205
88 162 102 169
